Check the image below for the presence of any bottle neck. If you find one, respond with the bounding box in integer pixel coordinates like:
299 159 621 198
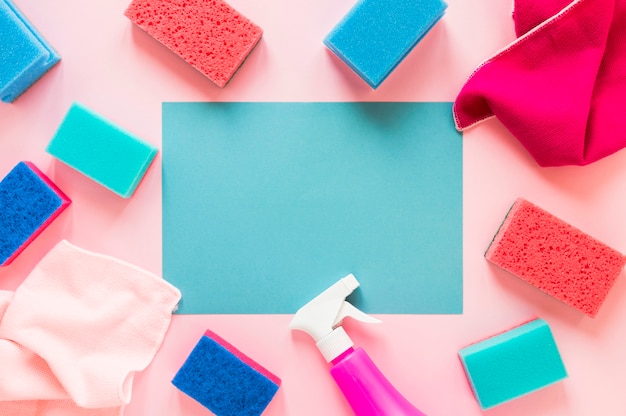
315 326 354 362
331 347 355 365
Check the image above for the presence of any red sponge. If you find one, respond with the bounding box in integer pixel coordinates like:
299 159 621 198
486 198 626 317
124 0 263 88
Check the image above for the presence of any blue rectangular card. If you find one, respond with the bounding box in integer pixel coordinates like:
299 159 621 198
163 102 462 314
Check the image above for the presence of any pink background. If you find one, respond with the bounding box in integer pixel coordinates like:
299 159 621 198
2 0 626 415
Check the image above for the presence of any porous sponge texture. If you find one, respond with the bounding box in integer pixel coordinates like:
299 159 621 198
486 198 626 318
0 161 71 266
124 0 263 88
172 330 280 416
459 318 567 410
0 0 60 103
46 102 158 198
324 0 447 88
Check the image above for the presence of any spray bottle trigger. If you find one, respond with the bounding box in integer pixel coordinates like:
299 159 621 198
334 301 382 329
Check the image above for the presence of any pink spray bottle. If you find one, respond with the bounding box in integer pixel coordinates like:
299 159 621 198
290 274 427 416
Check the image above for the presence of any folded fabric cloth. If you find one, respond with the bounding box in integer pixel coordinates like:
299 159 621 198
0 290 12 318
453 0 626 166
0 240 181 416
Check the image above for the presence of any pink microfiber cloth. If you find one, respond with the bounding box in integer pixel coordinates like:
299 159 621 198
453 0 626 167
0 240 181 416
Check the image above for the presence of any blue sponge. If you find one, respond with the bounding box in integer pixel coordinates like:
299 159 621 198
0 0 60 103
46 102 158 198
172 330 281 416
324 0 447 88
458 318 568 410
0 161 71 266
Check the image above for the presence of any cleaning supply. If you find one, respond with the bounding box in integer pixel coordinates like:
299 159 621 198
324 0 447 89
486 198 626 318
172 329 280 416
0 0 60 103
46 102 158 198
458 318 568 410
453 0 626 166
0 161 71 266
124 0 263 88
290 274 426 416
0 240 181 415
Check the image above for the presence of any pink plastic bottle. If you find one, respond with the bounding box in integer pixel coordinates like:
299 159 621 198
331 347 426 416
290 274 426 416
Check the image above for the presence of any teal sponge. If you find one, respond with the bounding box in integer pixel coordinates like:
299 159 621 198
46 102 158 198
324 0 447 88
458 318 567 410
0 0 60 103
172 330 280 416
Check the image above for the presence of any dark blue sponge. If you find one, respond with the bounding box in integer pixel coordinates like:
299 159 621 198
0 161 71 266
324 0 447 88
172 330 281 416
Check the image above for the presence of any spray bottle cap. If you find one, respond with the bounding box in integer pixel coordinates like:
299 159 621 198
290 274 381 362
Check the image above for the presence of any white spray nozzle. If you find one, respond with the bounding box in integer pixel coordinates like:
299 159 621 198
290 274 381 362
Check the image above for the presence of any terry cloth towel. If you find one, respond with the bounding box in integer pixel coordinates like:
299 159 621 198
0 240 181 416
453 0 626 167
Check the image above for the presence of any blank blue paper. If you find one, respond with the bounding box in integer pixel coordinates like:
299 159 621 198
163 102 462 314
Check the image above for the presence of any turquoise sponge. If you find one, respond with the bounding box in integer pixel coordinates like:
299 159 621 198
0 0 60 103
172 330 280 416
46 102 158 198
458 318 568 410
324 0 447 89
0 161 71 266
